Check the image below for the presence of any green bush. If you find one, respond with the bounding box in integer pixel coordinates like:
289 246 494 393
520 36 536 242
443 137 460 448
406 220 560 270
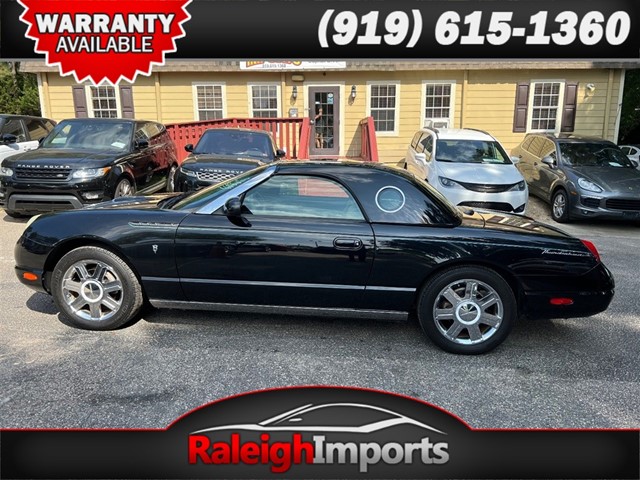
0 62 41 116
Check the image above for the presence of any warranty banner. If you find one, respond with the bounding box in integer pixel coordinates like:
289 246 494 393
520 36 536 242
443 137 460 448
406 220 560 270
2 387 638 479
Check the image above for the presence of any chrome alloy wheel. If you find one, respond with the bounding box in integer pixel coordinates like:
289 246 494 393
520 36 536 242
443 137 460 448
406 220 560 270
61 260 123 322
114 178 133 197
553 193 566 219
432 279 503 345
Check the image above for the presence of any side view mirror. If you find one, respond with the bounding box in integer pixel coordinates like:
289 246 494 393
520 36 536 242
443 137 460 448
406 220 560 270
510 155 521 165
185 144 194 153
134 139 149 150
415 153 427 164
224 197 243 217
275 149 286 158
2 133 18 145
541 156 556 168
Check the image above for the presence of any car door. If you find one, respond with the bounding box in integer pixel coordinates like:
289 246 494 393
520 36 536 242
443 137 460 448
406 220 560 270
405 131 423 175
0 118 32 162
419 134 435 182
523 135 548 197
536 138 562 200
175 174 375 308
130 122 157 193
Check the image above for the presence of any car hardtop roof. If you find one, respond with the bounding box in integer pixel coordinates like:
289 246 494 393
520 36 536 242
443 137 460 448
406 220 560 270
273 159 415 178
58 118 153 124
202 127 272 135
527 132 616 144
420 127 496 142
0 113 56 122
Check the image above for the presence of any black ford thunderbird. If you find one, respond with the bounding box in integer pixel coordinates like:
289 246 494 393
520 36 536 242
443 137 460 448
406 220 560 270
14 161 614 354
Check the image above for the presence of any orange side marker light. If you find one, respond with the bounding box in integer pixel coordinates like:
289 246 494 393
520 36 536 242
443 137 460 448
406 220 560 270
23 272 39 281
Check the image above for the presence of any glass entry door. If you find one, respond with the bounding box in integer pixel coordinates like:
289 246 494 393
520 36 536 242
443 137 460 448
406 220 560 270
309 87 340 156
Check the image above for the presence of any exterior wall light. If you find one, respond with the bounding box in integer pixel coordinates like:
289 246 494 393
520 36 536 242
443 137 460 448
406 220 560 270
351 85 357 99
292 86 298 100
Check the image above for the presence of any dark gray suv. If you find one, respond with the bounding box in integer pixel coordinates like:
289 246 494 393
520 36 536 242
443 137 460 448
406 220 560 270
511 134 640 223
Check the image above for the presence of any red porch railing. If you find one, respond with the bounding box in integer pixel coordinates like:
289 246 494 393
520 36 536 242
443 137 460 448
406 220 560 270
166 118 311 162
359 116 379 162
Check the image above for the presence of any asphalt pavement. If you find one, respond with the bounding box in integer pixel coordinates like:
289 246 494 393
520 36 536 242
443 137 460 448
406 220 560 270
0 197 639 429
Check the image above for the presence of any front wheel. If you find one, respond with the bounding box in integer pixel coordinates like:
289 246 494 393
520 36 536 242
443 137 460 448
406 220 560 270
417 266 516 354
51 246 143 330
114 177 134 198
551 189 570 223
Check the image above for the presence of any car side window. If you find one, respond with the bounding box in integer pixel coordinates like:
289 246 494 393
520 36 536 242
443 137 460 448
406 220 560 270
421 136 433 160
528 136 547 158
521 136 534 152
43 120 56 132
414 133 427 153
620 146 630 155
25 118 49 141
354 175 455 225
242 175 365 221
410 131 422 150
539 139 557 161
1 119 27 142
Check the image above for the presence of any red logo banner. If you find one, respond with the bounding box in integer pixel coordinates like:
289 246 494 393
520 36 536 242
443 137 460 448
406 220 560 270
18 0 192 85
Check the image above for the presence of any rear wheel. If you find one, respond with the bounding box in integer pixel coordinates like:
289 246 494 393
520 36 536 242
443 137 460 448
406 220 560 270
417 266 516 354
51 246 143 330
551 189 570 223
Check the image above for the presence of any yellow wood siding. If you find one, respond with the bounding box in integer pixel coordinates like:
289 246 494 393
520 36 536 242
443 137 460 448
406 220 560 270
40 68 624 165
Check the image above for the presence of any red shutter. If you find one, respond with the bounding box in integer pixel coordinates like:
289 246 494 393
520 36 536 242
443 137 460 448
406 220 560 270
513 82 529 133
119 85 135 119
561 82 578 133
72 86 88 118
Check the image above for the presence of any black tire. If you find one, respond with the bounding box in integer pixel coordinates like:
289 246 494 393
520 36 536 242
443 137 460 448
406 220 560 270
113 177 134 198
550 188 570 223
51 246 143 330
5 210 24 218
417 266 516 354
166 164 178 192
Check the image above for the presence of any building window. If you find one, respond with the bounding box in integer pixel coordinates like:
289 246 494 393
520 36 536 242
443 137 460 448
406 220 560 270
529 81 563 131
251 85 279 118
424 82 455 127
89 86 118 118
195 84 224 120
369 83 398 133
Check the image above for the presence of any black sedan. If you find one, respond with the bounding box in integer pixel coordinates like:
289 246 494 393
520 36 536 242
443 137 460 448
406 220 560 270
14 162 614 354
174 128 285 192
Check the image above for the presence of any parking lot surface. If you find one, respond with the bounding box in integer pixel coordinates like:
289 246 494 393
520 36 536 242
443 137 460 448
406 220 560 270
1 196 639 429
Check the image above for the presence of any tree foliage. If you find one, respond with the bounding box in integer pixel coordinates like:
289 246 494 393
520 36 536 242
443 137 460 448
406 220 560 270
619 69 640 143
0 62 41 116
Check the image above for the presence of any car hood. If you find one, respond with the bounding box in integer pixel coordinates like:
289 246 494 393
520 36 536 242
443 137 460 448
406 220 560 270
183 154 267 170
436 162 523 184
568 166 640 193
460 209 570 238
2 148 120 168
84 193 180 211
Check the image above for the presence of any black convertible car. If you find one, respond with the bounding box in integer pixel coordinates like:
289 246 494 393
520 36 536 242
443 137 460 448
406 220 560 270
14 162 614 354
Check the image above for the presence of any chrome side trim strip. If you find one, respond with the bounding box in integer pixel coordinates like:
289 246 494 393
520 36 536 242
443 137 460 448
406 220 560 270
148 300 409 321
142 276 415 293
180 278 365 290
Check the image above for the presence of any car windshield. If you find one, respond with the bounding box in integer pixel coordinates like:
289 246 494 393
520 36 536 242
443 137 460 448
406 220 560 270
559 142 635 168
194 130 274 160
435 140 511 164
169 165 269 211
41 121 133 152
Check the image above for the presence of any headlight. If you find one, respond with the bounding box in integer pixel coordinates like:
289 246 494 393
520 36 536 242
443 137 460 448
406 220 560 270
72 167 111 179
508 181 526 191
180 167 198 178
577 177 603 193
439 176 460 188
0 166 14 177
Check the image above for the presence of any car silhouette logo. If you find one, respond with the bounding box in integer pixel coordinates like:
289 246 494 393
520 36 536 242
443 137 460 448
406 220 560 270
191 403 446 435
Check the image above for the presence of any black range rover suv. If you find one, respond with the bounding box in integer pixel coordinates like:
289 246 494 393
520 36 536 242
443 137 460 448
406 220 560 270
0 118 178 217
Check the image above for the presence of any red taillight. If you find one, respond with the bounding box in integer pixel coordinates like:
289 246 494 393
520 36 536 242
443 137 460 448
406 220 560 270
550 298 574 306
581 239 600 262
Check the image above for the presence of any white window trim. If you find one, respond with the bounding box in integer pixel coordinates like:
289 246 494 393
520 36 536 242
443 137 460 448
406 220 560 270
527 79 566 134
247 82 282 118
85 84 121 118
192 82 227 121
421 80 456 129
366 81 400 136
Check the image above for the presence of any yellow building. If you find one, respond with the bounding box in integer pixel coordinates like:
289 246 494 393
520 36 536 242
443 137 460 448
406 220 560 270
22 60 631 166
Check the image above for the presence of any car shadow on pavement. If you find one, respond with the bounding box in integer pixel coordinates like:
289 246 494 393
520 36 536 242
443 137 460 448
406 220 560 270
26 292 58 315
2 213 28 223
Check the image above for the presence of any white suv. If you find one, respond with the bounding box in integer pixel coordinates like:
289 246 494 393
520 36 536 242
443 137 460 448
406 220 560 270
404 127 528 214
